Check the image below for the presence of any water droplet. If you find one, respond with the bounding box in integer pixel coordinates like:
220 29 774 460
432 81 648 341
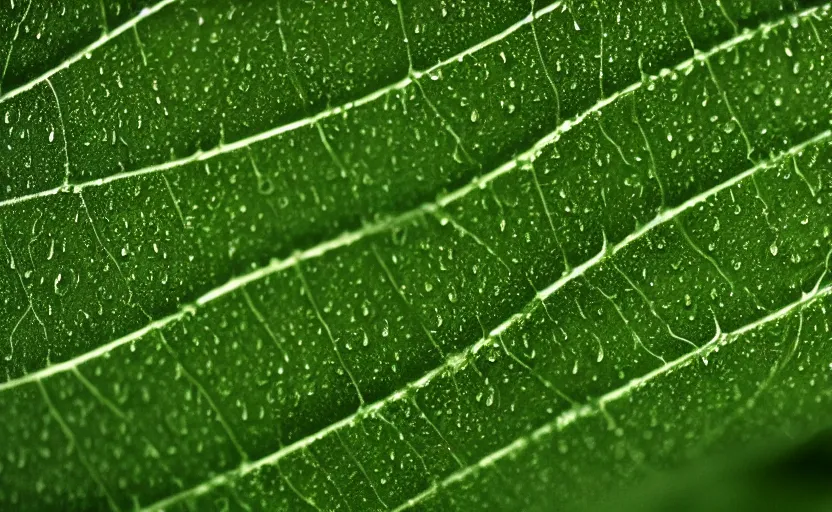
769 243 778 256
258 178 274 195
53 272 72 297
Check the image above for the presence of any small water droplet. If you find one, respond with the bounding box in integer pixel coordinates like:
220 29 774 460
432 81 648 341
258 178 274 195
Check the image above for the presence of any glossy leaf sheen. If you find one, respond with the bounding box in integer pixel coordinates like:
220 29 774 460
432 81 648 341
0 0 831 510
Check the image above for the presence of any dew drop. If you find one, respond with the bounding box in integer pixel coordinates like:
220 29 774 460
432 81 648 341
53 273 67 296
258 178 274 195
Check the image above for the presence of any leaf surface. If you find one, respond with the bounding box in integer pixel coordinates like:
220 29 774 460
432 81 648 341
1 0 831 510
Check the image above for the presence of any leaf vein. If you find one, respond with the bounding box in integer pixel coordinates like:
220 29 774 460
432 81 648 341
0 0 177 104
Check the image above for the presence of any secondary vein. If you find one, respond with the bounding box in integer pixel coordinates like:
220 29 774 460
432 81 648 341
0 0 178 104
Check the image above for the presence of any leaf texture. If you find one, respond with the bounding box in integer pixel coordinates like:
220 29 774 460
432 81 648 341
0 0 831 510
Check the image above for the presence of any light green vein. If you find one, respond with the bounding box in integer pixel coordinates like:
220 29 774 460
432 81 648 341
0 0 178 104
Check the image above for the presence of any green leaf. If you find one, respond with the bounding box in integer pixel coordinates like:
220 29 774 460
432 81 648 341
1 0 831 510
596 426 832 512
